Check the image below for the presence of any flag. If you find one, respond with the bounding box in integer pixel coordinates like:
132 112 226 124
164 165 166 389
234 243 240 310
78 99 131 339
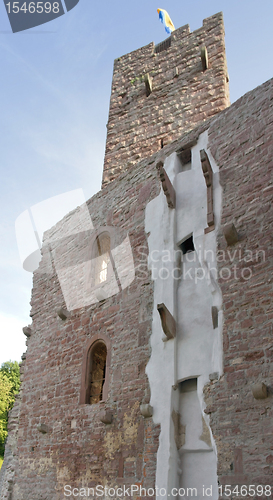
157 8 175 34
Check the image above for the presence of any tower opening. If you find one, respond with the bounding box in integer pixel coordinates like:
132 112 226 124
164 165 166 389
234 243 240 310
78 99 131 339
89 342 107 404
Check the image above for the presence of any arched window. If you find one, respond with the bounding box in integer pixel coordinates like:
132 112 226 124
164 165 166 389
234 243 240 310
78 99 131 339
89 342 107 404
79 335 111 405
93 232 111 285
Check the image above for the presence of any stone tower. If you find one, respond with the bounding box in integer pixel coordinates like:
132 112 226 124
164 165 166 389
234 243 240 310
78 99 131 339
103 12 229 185
1 11 273 500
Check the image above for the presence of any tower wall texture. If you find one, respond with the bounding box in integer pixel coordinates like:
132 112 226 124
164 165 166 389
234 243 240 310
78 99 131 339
102 12 229 186
1 12 273 500
204 77 273 488
0 167 162 499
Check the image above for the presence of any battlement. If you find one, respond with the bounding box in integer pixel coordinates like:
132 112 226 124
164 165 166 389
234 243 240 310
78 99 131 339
102 12 230 186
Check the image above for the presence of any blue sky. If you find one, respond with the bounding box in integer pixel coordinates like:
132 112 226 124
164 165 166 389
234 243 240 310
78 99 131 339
0 0 272 364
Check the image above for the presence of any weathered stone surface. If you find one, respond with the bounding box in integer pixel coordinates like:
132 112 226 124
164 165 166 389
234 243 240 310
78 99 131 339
22 326 32 337
140 404 153 418
157 303 176 340
223 222 239 246
56 307 71 320
251 382 268 400
1 138 162 499
1 11 273 500
204 76 273 487
158 162 176 209
37 423 51 434
98 409 113 424
209 372 219 382
102 12 229 186
144 73 153 97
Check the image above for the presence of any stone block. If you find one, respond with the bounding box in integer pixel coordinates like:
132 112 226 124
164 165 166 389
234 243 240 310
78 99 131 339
23 326 32 337
37 423 51 434
144 74 152 97
140 404 153 418
157 162 176 209
99 410 113 424
57 308 71 320
157 303 176 340
223 223 239 246
251 382 268 399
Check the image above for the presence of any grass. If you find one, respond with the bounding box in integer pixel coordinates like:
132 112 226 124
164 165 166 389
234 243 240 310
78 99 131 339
0 456 3 469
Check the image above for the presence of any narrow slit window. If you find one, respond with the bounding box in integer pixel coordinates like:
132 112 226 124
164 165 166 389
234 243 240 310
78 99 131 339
93 232 111 285
89 342 107 404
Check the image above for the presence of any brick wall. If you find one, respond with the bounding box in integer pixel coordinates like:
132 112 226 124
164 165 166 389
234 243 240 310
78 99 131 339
205 77 273 492
102 12 229 186
1 15 272 499
1 162 162 499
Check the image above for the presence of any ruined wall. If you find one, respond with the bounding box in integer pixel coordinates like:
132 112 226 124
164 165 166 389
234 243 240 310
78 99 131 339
144 132 223 500
205 77 273 492
0 162 162 500
102 12 229 186
1 12 231 492
4 76 271 499
1 11 272 499
139 78 273 498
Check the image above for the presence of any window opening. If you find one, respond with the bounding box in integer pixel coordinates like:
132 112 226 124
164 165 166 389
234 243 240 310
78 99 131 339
177 148 192 172
180 236 195 255
176 141 196 173
89 342 107 404
179 377 197 393
93 233 111 285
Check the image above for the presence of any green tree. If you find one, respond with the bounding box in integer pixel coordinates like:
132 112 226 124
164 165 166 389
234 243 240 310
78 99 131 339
0 373 13 457
0 361 21 460
1 361 21 394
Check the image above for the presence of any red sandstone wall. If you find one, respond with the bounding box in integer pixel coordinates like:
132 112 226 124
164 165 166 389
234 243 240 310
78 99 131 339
2 165 161 499
205 77 273 493
1 41 272 500
102 12 229 186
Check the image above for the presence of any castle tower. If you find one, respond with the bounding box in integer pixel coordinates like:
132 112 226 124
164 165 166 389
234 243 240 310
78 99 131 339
102 12 229 186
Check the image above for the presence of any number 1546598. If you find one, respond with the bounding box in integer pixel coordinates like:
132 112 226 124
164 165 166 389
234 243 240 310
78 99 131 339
6 2 60 14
